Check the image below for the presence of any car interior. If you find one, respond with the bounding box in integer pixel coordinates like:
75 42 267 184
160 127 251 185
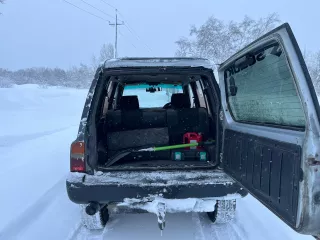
96 74 219 169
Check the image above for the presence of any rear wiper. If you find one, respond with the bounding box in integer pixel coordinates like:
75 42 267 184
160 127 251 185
104 141 215 168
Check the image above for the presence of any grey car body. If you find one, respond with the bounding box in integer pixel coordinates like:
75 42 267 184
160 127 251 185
67 23 320 238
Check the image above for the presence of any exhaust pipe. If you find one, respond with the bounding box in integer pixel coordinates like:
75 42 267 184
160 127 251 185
85 202 101 215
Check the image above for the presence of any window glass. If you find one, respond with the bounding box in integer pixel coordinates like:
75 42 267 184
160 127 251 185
102 82 113 115
188 84 195 108
123 84 183 108
196 81 207 108
224 41 305 128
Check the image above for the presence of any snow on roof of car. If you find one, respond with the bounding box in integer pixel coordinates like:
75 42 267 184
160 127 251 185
103 57 214 69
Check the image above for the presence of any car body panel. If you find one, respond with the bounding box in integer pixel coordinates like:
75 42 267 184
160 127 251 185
219 23 320 236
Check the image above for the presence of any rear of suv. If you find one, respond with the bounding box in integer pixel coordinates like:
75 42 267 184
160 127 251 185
67 23 320 238
67 57 246 230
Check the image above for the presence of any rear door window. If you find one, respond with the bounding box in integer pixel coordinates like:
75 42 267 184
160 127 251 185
195 81 207 108
224 42 306 128
123 84 183 108
102 82 114 115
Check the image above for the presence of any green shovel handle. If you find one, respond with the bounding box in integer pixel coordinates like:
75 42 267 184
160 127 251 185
153 140 215 152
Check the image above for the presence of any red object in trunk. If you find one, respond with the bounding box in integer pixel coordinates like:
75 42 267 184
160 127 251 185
183 132 203 150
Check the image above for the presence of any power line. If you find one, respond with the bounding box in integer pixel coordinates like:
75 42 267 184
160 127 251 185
97 1 152 53
62 0 110 22
99 0 116 10
79 0 114 20
118 12 137 35
118 11 153 53
119 30 137 50
64 0 151 57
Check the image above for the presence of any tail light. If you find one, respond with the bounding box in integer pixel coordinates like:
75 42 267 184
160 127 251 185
70 141 86 172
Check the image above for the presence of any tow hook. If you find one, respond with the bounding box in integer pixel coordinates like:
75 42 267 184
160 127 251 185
156 202 166 231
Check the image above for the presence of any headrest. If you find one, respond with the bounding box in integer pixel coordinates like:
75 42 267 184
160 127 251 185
120 95 139 110
171 93 190 109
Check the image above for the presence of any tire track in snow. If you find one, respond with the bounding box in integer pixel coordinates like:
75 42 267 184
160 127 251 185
237 197 292 240
65 222 82 240
69 212 248 240
229 215 248 240
0 125 78 148
68 215 120 240
192 212 248 240
0 178 65 239
192 212 208 240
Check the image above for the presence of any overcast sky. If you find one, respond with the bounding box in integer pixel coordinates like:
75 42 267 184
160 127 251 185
0 0 319 70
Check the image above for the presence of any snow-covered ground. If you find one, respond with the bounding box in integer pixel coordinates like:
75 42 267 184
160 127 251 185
0 85 313 240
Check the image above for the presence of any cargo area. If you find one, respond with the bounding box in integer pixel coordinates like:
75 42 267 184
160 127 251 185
93 70 220 170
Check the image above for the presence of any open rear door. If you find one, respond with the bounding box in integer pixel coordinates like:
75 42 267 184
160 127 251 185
219 23 320 237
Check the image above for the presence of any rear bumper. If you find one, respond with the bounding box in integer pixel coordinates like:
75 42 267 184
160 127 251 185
66 170 248 204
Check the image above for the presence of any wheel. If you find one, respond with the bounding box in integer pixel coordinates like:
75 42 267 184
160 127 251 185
207 199 236 224
80 204 109 230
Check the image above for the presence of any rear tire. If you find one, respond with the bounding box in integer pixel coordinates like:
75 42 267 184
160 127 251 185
80 204 109 230
207 199 236 224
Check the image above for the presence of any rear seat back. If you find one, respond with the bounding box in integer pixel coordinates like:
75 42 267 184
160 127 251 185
167 93 209 144
118 95 142 130
105 109 168 132
104 96 169 152
167 108 209 144
119 95 139 110
106 95 142 131
171 93 191 109
104 94 210 151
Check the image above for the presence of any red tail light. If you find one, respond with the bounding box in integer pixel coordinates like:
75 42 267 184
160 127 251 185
70 141 86 172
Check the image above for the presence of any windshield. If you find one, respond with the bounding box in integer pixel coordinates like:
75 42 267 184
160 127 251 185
123 84 183 108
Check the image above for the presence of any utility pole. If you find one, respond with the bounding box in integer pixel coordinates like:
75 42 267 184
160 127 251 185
109 9 124 58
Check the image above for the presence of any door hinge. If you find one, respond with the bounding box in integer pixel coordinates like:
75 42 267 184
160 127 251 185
219 111 224 121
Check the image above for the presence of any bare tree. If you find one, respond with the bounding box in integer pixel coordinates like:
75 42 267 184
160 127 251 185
175 13 281 66
92 43 115 71
91 55 99 72
99 43 114 61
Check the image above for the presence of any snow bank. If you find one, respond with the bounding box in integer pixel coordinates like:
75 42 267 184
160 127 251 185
0 86 88 235
0 84 88 137
0 85 314 240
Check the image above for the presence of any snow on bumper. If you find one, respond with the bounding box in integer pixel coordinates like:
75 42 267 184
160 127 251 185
114 195 241 214
66 170 247 204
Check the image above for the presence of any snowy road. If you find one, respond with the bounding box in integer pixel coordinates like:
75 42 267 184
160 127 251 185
0 85 313 240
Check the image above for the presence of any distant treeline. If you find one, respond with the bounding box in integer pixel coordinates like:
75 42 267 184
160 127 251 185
0 43 116 88
0 64 94 88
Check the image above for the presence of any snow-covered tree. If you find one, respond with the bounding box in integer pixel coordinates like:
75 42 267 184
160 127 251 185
99 43 114 61
175 13 281 66
0 64 94 89
0 0 5 14
305 50 320 93
92 43 115 71
91 55 99 72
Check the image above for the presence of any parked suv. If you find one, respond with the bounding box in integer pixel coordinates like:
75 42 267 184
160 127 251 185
66 23 320 238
